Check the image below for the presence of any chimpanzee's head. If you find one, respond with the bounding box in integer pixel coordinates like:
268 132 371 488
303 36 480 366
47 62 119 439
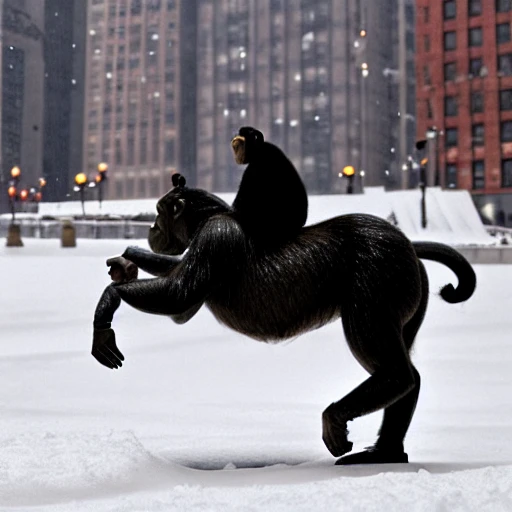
148 174 231 255
231 126 265 165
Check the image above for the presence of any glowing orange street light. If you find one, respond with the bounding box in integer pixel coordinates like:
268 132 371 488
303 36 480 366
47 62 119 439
97 162 108 173
10 166 21 179
75 173 88 186
8 186 16 198
19 189 29 201
342 165 356 177
341 165 356 194
35 191 42 202
39 177 47 188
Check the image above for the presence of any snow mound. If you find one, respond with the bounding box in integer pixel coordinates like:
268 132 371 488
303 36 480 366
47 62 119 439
0 431 167 507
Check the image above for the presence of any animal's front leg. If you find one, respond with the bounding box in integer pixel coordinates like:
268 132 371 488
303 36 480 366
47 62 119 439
121 246 184 277
92 277 208 369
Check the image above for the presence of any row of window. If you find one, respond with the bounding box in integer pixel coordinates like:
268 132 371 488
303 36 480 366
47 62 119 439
444 24 511 51
446 159 512 190
444 0 512 20
444 89 512 116
424 54 512 85
442 121 512 148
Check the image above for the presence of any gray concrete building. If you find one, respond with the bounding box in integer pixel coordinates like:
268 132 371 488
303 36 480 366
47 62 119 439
196 0 416 194
0 0 45 211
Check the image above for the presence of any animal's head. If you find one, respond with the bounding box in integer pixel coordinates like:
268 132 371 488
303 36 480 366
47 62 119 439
148 173 231 255
231 126 265 165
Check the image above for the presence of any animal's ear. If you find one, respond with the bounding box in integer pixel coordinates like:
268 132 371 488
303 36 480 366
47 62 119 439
172 173 186 188
173 198 186 218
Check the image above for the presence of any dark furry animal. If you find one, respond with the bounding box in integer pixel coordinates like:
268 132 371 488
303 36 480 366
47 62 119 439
92 176 476 465
231 126 308 241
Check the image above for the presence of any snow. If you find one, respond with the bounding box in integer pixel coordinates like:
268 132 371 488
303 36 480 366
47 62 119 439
35 186 493 246
1 238 512 511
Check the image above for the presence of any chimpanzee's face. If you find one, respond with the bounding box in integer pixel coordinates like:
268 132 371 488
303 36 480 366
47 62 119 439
148 189 189 255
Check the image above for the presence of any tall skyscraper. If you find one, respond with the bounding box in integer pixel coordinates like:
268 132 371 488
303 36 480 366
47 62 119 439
83 0 193 200
416 0 512 225
196 0 415 194
0 0 45 212
83 0 415 200
43 0 87 202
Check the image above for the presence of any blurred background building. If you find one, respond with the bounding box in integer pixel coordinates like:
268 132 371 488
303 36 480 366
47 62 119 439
1 0 417 207
0 0 45 211
196 0 416 194
416 0 512 225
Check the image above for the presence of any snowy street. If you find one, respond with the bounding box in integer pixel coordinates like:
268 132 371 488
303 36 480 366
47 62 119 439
1 239 512 511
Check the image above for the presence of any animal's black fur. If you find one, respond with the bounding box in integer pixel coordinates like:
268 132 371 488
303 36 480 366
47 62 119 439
92 178 476 465
231 126 308 242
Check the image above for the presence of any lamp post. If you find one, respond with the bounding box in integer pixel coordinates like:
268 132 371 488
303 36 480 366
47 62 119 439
96 162 108 208
416 140 428 229
74 172 88 218
9 166 21 224
6 166 23 247
341 165 356 194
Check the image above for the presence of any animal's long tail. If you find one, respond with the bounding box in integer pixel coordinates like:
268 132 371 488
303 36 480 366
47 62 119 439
413 242 476 304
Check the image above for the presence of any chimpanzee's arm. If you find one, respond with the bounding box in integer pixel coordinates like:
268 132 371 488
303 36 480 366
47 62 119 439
121 246 184 276
92 215 246 369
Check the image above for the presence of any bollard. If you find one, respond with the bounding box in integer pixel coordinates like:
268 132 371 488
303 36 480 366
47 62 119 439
6 224 23 247
61 219 77 248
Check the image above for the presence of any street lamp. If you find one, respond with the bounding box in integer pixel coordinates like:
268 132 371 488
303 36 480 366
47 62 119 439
8 166 21 223
342 165 356 194
416 140 429 229
96 162 108 208
74 172 88 218
6 166 24 247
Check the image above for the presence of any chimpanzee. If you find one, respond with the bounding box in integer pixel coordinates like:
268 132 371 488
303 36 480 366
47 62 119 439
91 173 476 465
231 126 308 242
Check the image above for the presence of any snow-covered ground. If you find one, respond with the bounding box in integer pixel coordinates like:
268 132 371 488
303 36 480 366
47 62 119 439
1 238 512 511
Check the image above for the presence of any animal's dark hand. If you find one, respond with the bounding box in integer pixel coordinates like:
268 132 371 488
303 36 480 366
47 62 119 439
92 328 125 369
106 256 138 283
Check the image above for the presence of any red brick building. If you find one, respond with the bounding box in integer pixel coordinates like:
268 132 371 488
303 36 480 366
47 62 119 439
416 0 512 225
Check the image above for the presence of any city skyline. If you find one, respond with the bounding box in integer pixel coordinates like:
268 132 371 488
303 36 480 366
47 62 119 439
1 0 417 207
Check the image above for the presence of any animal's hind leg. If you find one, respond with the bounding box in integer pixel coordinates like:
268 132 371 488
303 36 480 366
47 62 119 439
322 310 416 463
336 263 429 465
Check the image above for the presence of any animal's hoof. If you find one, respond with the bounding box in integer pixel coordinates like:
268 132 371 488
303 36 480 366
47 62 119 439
322 406 353 457
335 447 409 465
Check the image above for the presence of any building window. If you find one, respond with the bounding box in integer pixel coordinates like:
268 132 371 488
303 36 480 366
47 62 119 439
471 91 484 112
427 99 433 119
502 159 512 187
497 0 511 12
470 58 483 76
424 35 430 52
472 160 485 190
499 54 512 75
472 124 485 146
444 1 456 19
469 0 482 16
444 31 457 51
501 121 512 141
423 65 431 85
501 89 512 110
444 62 457 81
423 6 429 22
469 27 483 47
445 96 458 116
445 127 458 147
497 23 511 44
446 164 458 188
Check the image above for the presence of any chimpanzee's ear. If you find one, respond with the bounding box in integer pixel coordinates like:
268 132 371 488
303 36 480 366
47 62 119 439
173 198 186 218
172 173 186 188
